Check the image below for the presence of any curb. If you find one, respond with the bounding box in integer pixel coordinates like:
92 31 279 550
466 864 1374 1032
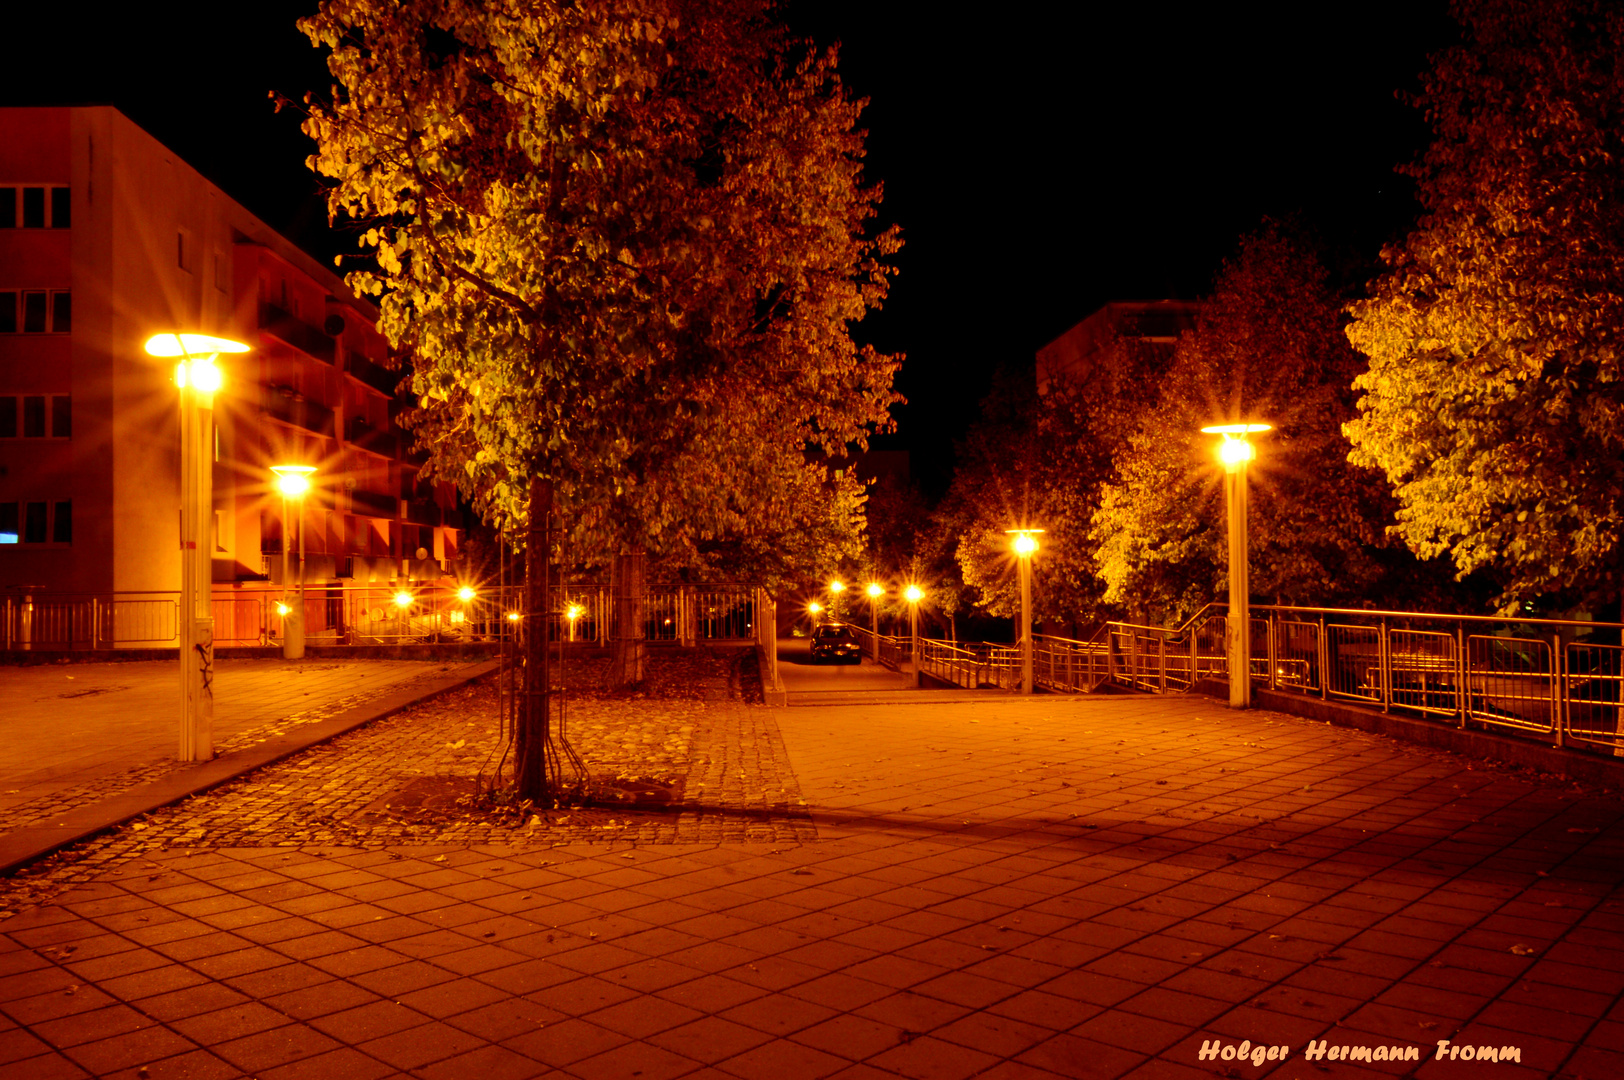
0 659 500 878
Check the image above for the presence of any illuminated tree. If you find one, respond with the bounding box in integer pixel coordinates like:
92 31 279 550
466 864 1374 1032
1345 0 1624 612
1092 224 1395 622
296 0 898 799
935 372 1118 626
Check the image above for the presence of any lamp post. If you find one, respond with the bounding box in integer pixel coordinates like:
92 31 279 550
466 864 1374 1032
1201 423 1271 708
866 582 883 660
828 579 845 620
566 603 584 642
271 465 315 660
905 584 923 687
146 333 248 762
1006 529 1044 695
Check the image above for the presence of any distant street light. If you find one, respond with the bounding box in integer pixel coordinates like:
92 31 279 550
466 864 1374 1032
1200 422 1272 708
865 582 883 660
394 589 414 642
905 584 923 687
566 602 585 642
147 332 248 762
1006 529 1045 695
271 465 317 661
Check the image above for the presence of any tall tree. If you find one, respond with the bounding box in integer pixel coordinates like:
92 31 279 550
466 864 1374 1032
1092 224 1395 623
296 0 898 799
934 370 1119 627
1345 0 1624 613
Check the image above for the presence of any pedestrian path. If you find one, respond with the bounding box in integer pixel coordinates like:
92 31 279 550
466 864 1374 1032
1 690 1622 1079
0 659 462 827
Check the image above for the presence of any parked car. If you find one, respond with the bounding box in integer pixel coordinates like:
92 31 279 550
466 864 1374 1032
811 622 863 664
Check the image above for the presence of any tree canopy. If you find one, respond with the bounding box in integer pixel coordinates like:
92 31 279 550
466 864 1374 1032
295 0 900 588
1344 0 1624 612
1092 224 1396 622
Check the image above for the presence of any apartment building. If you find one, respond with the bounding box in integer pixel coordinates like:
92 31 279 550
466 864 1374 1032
0 107 460 639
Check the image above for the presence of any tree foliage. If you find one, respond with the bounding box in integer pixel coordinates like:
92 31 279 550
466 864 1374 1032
1092 224 1395 622
295 0 899 588
934 371 1119 625
1344 0 1624 612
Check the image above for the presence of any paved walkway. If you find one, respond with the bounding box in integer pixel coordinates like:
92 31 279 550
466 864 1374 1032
0 660 465 837
2 689 1623 1079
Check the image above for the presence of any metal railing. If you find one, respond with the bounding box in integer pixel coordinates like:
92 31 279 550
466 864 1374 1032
2 581 767 651
1003 602 1624 759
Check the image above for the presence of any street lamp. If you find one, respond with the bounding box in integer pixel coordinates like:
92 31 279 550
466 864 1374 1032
1200 422 1272 708
904 584 923 687
394 588 414 641
865 582 883 660
566 602 585 642
828 579 845 619
271 464 316 660
146 332 248 762
1006 528 1045 695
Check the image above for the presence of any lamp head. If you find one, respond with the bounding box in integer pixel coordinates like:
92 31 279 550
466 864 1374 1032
393 591 413 609
567 603 585 620
1200 423 1271 473
828 580 845 594
904 585 923 603
865 582 883 599
458 586 477 602
808 601 823 615
271 464 316 498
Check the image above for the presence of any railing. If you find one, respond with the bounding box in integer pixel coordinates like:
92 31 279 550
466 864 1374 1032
2 582 766 651
262 302 337 364
1005 602 1624 760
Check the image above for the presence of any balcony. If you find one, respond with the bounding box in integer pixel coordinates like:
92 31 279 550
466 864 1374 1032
350 354 400 395
261 303 336 364
261 385 335 437
351 489 398 520
404 499 441 527
345 415 398 458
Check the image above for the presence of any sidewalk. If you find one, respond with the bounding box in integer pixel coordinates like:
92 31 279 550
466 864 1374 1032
1 689 1622 1079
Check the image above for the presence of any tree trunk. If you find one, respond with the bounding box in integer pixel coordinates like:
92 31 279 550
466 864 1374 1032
610 548 647 686
513 476 552 804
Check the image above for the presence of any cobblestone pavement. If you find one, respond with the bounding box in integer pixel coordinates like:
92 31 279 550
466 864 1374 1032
2 683 1624 1079
0 660 464 836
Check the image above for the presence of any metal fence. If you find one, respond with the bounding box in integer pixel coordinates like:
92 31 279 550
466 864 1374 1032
996 603 1624 759
1 582 764 651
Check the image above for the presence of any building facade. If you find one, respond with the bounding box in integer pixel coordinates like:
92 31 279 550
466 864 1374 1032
0 107 461 643
1035 299 1198 395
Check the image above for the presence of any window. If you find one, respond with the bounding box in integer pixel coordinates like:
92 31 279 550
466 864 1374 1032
0 501 73 545
23 502 47 543
0 291 71 334
22 292 46 333
0 186 69 229
21 188 44 228
4 395 69 438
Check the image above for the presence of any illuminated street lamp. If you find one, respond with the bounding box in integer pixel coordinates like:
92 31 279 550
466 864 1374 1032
905 584 924 687
146 332 248 762
394 589 414 641
865 582 883 660
1200 422 1272 708
1006 529 1045 695
271 465 317 661
827 578 845 619
566 602 585 642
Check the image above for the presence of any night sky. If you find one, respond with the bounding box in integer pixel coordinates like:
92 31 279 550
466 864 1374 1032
2 2 1458 497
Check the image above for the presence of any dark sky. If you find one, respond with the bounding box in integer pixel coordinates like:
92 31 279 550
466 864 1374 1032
2 2 1458 497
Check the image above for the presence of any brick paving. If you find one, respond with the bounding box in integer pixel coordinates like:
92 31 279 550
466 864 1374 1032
2 680 1623 1079
0 659 464 836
